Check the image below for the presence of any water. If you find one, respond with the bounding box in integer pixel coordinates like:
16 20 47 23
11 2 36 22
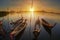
0 12 60 40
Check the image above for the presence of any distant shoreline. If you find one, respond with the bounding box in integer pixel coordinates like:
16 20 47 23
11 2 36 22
0 11 60 17
0 11 9 17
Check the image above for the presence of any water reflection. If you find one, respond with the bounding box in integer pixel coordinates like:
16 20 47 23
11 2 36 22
43 26 51 35
0 12 60 40
43 26 52 40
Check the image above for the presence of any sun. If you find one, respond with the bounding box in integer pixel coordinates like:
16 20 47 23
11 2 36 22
29 7 35 18
30 7 34 12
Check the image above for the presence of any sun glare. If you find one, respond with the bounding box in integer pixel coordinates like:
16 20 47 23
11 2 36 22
29 7 35 18
30 7 34 12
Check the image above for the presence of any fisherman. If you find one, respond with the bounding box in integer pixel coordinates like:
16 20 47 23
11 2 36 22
34 17 41 30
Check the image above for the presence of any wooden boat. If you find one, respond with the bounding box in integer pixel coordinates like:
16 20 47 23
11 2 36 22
10 19 27 40
42 19 56 29
41 18 56 35
33 17 41 33
33 17 41 40
0 18 26 40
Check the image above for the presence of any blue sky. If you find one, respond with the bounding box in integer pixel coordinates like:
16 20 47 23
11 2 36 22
40 0 60 9
0 0 60 12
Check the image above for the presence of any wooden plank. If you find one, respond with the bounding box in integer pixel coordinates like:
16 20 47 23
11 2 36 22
10 23 27 37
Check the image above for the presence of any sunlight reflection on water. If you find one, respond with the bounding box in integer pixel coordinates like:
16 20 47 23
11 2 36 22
0 12 60 40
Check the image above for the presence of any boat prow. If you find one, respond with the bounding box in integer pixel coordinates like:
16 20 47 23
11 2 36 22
33 29 41 40
41 18 56 29
41 18 56 35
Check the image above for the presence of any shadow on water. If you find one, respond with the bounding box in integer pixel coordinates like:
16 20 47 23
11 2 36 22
43 26 51 36
33 31 41 40
43 26 52 40
15 27 26 40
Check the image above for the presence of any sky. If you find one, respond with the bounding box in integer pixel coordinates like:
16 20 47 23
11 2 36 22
0 0 60 13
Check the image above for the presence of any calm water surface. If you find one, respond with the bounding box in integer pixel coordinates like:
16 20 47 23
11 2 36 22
0 12 60 40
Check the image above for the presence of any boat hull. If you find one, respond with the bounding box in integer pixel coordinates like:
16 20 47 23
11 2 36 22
10 22 27 40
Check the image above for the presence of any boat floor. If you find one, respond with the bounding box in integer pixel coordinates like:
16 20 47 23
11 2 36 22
33 29 40 33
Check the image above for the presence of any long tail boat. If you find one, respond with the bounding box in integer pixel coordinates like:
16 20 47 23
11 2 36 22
0 18 27 40
10 19 27 40
42 18 56 29
41 18 56 35
33 17 41 32
33 17 41 40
